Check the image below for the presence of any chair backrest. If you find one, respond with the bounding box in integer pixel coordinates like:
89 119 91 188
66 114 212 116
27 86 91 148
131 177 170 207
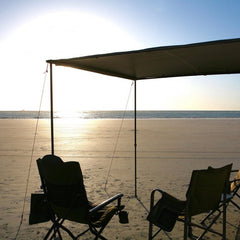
37 155 89 221
230 169 240 194
186 164 232 217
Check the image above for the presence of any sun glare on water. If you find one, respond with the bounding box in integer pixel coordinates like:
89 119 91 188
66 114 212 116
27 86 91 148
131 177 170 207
56 110 82 119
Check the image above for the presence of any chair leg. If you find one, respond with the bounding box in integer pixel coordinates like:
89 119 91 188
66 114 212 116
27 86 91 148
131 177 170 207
222 201 226 240
51 223 63 240
89 225 107 240
200 208 217 225
44 219 79 240
94 234 107 240
196 210 221 239
183 212 191 240
148 221 153 240
230 200 240 210
44 222 59 240
49 229 62 240
76 228 90 239
184 219 188 240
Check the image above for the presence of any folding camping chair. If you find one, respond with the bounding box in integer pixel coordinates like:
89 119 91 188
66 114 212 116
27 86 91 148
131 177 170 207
30 155 128 240
201 168 240 226
147 164 232 240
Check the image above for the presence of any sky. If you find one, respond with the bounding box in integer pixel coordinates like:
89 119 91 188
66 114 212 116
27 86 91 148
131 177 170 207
0 0 240 111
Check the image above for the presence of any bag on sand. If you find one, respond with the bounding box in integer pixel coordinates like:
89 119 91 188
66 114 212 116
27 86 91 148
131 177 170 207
29 193 51 224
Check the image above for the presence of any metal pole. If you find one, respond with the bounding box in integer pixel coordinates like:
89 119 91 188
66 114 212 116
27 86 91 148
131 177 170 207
134 80 137 197
50 63 54 155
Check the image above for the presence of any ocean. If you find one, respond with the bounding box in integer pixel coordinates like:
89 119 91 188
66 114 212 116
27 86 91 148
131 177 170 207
1 110 240 119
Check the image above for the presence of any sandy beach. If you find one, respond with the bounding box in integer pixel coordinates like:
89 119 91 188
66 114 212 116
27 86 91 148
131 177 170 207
0 118 240 239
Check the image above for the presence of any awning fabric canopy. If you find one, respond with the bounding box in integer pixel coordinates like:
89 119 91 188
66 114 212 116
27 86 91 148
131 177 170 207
47 38 240 80
46 38 240 197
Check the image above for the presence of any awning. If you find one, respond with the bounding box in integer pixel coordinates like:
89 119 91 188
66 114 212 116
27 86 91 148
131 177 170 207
46 38 240 197
47 38 240 80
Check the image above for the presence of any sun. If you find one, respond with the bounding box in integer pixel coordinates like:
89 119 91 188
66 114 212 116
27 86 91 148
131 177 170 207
32 11 142 111
36 11 141 112
0 9 141 111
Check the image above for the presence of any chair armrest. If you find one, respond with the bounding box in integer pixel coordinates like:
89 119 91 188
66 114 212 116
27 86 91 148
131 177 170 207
149 189 184 210
149 189 165 212
89 193 123 214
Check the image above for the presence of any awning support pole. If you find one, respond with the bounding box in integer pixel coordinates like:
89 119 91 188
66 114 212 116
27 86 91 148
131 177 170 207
134 80 137 197
50 63 54 155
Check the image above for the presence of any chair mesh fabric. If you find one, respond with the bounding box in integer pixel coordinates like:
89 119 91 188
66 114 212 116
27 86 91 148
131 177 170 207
38 155 90 223
186 164 232 216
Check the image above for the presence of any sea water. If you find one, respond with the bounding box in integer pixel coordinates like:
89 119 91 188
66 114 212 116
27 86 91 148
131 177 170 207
1 110 240 119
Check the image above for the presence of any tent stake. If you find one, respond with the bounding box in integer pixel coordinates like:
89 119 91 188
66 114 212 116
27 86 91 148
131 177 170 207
134 80 137 197
50 63 54 155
